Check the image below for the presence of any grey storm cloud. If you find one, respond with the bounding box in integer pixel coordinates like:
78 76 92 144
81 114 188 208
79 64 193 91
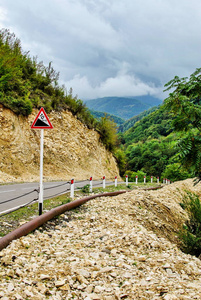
0 0 201 100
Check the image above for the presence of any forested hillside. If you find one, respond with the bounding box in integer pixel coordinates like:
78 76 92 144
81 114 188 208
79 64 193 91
118 105 183 181
118 106 158 132
89 109 125 126
119 68 201 181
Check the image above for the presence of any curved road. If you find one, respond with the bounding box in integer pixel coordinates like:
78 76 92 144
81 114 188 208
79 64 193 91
0 179 117 215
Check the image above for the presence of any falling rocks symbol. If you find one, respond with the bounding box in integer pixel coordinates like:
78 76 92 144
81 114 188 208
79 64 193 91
34 113 50 127
31 107 53 129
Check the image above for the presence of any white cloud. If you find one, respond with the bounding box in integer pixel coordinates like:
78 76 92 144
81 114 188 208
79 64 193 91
65 68 159 100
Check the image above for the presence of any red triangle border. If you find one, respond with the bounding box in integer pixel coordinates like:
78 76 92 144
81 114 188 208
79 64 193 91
31 107 53 129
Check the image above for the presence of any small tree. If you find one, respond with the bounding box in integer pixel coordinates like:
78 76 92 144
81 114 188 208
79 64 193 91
96 115 117 152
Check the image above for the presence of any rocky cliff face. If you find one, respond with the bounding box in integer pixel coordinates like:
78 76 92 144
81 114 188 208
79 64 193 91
0 105 119 183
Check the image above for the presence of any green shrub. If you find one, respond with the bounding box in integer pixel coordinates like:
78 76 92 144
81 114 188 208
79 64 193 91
81 184 90 194
161 163 192 182
123 170 146 182
3 96 32 116
179 191 201 257
96 115 117 152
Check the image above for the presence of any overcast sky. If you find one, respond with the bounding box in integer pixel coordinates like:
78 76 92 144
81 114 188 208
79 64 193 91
0 0 200 100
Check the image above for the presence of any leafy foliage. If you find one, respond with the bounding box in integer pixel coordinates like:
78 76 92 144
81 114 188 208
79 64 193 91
179 192 201 257
117 69 201 181
118 106 158 133
122 105 173 145
89 109 125 126
119 104 193 181
96 115 117 152
161 163 191 182
113 147 127 176
164 69 201 178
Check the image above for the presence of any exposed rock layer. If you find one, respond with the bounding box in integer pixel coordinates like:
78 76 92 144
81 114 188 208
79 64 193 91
0 105 119 183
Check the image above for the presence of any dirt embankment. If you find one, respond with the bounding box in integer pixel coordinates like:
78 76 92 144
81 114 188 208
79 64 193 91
0 105 119 183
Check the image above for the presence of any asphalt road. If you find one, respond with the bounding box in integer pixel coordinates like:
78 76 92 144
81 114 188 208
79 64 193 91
0 179 116 215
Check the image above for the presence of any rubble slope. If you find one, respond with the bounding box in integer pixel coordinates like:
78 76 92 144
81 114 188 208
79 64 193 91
0 179 201 299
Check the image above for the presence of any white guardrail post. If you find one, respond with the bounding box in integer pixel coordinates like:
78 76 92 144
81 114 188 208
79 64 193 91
136 175 138 184
126 175 128 186
144 176 146 184
157 177 159 184
90 176 93 192
151 176 153 183
70 178 74 198
115 176 117 187
103 176 106 189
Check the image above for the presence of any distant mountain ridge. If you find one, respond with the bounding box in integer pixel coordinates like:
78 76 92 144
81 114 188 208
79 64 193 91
85 96 162 120
89 109 125 126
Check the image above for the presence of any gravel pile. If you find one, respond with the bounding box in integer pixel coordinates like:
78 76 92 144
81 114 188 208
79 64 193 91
0 179 201 299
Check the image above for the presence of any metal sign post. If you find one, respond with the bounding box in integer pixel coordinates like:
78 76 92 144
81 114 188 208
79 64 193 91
31 107 53 215
39 129 44 215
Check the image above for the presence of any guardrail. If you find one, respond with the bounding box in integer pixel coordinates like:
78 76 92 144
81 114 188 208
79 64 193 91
0 175 170 216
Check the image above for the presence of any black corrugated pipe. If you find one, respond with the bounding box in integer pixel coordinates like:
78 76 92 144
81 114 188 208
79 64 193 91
0 190 127 251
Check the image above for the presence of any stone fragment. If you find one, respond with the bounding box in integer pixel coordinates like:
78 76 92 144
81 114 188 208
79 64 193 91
40 274 51 280
78 269 91 278
87 293 101 300
94 286 104 293
104 296 116 300
85 284 94 293
55 280 66 287
7 282 14 292
164 294 178 300
77 274 89 285
59 283 70 291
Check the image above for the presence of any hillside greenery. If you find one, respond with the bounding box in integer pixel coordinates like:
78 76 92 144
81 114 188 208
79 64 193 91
1 28 200 180
119 68 201 182
0 29 118 153
164 68 201 179
89 109 125 126
118 106 158 133
179 192 201 257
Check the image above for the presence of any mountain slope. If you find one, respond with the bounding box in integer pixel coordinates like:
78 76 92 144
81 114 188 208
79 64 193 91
85 96 161 120
118 106 159 132
89 109 125 126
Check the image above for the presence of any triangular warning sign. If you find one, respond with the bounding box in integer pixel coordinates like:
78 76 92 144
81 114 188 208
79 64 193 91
31 107 53 129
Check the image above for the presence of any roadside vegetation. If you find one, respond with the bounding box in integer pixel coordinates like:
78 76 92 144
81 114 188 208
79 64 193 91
179 191 201 257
